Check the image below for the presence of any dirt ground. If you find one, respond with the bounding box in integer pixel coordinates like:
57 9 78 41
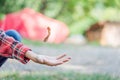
1 44 120 75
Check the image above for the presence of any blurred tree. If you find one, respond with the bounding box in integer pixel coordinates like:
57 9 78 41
0 0 120 35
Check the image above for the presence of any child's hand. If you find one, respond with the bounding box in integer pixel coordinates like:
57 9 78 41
25 51 71 66
36 54 71 66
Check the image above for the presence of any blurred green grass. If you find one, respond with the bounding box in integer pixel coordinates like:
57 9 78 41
22 38 101 47
22 38 44 46
0 71 119 80
22 38 64 48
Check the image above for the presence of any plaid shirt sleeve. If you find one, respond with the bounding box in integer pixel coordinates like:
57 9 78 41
0 30 31 64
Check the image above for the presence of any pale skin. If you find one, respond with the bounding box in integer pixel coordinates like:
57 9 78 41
25 50 71 66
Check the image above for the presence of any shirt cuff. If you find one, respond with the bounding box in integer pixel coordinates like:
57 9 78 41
13 44 31 64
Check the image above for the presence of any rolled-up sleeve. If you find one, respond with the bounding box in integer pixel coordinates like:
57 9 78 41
0 30 30 64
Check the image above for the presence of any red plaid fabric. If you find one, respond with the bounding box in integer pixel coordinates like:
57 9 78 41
0 30 30 64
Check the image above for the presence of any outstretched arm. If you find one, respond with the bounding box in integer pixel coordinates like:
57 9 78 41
25 50 71 66
0 28 71 65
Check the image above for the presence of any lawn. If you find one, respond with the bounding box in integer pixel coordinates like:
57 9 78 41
0 71 120 80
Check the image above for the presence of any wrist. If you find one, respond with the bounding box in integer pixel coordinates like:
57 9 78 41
25 50 46 64
25 50 38 62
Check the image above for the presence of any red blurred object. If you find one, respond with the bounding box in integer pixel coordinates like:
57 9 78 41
1 8 69 43
0 20 2 27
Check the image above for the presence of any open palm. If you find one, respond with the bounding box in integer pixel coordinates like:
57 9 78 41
37 54 71 66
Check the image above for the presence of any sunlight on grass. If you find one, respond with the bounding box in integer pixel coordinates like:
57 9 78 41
0 71 120 80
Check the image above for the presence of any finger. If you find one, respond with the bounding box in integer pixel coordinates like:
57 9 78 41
48 61 63 66
61 57 71 63
56 54 66 60
55 62 63 66
51 57 71 66
63 59 70 63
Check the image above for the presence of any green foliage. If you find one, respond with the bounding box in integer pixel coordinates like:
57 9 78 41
0 71 120 80
0 0 120 35
0 0 42 14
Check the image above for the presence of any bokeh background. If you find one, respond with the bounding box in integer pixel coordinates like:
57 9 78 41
0 0 120 80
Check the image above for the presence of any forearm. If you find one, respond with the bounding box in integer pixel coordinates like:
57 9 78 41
25 50 44 64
